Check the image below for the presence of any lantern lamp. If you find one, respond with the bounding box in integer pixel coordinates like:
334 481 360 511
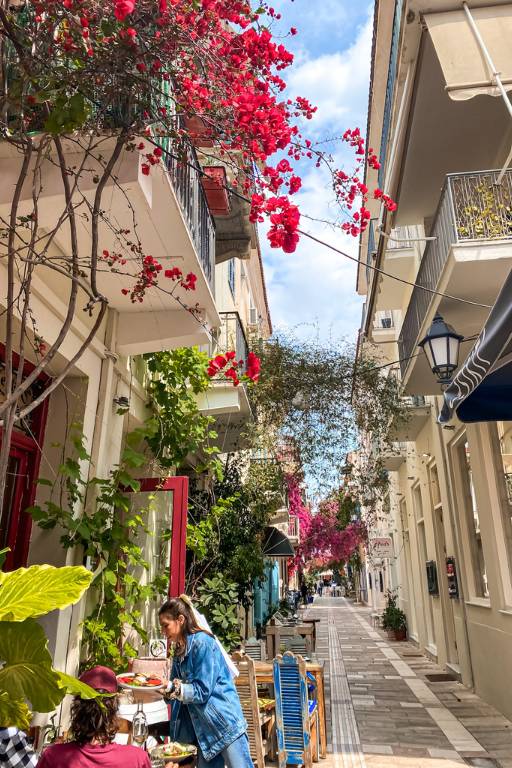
419 313 462 385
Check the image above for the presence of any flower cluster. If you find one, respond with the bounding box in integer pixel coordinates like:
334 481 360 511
206 350 261 387
8 0 397 304
122 256 197 303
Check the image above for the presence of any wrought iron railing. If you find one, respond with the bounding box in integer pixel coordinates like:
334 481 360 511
378 0 404 188
399 169 512 376
218 312 249 365
288 516 299 539
164 145 215 292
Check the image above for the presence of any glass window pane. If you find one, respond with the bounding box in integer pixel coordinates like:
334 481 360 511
459 441 489 598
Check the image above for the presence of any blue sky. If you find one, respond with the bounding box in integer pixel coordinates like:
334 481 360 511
260 1 373 342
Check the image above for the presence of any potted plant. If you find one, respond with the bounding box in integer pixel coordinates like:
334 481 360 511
381 589 407 641
200 166 231 215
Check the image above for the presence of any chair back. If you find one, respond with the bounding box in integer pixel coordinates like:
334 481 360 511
273 652 312 767
231 652 265 768
289 636 307 655
244 637 265 661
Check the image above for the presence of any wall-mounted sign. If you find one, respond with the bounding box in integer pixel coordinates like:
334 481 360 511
369 537 394 559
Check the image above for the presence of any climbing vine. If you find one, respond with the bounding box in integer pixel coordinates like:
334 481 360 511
28 421 168 671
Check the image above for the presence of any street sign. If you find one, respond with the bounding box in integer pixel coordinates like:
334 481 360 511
370 537 394 559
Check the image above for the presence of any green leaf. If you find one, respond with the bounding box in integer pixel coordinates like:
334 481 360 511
0 548 9 569
104 570 117 586
0 565 93 621
0 620 64 711
0 692 31 730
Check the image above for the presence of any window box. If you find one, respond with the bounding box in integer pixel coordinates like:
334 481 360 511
200 166 231 216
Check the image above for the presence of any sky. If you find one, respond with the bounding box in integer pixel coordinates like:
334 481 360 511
260 1 374 343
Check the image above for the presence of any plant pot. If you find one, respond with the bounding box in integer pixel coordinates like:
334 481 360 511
184 115 214 147
200 167 231 215
393 627 407 641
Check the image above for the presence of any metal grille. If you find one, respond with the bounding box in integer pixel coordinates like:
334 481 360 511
378 0 404 188
217 312 249 364
451 170 512 241
398 169 512 378
398 184 457 375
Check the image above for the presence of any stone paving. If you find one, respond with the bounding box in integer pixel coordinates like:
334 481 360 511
307 597 512 768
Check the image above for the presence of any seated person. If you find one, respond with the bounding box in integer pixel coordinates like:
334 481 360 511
37 665 151 768
0 726 37 766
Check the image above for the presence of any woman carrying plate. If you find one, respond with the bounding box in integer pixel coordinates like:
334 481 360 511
159 597 252 768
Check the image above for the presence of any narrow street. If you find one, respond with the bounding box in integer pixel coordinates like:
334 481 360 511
310 598 512 768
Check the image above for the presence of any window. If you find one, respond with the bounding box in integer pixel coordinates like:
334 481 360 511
228 258 235 297
457 439 489 599
413 485 435 646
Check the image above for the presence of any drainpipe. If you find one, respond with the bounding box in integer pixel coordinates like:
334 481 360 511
433 398 475 689
462 2 512 184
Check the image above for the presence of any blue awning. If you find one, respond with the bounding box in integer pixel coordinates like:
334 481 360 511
440 269 512 423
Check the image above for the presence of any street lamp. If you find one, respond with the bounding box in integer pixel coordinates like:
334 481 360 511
419 313 463 386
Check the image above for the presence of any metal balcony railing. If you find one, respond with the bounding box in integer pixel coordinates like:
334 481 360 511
398 169 512 377
378 0 404 188
288 516 299 539
218 312 249 365
164 146 215 292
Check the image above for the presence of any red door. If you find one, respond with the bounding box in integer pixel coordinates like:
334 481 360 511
0 347 50 570
123 477 189 597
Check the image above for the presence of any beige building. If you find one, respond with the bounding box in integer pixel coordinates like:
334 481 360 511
0 139 271 680
357 0 512 720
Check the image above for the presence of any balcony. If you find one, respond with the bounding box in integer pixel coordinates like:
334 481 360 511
0 135 219 359
398 170 512 394
195 311 252 452
381 442 407 472
389 395 430 442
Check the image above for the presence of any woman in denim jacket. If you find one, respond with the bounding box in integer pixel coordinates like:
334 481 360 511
159 598 252 768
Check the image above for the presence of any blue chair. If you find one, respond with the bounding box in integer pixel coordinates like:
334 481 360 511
273 652 319 767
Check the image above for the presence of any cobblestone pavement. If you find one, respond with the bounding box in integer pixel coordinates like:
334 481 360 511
308 597 512 768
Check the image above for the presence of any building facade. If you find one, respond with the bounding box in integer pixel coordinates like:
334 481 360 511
357 0 512 720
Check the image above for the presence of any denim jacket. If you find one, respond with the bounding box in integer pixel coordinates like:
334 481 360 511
170 632 246 761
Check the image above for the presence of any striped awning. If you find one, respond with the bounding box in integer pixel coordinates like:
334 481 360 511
262 526 295 558
439 269 512 423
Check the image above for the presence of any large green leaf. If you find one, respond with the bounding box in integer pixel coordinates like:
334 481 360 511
0 620 64 711
0 565 92 621
0 692 31 730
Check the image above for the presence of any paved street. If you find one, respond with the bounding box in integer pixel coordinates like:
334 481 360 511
309 598 512 768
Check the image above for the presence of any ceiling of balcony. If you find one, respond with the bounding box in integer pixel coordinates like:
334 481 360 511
395 34 512 227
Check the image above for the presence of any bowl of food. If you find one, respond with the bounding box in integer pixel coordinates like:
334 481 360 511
117 672 165 690
150 742 197 764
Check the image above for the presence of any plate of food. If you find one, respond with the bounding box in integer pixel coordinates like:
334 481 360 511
117 672 165 690
150 742 197 764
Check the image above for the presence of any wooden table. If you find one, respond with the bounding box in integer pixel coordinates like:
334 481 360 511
254 660 327 759
302 617 321 651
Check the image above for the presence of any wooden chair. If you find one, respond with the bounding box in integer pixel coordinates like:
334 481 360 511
232 652 272 768
288 636 307 656
273 652 319 768
244 637 266 661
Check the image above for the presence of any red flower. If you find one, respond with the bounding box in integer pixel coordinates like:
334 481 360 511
114 0 135 21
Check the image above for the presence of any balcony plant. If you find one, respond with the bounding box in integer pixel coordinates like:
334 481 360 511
381 590 407 641
200 167 231 216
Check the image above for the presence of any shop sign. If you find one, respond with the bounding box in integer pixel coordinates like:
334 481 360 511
370 537 394 559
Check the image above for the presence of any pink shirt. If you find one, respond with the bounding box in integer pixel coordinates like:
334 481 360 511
37 741 151 768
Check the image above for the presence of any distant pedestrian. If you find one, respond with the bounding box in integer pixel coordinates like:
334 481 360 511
300 581 308 605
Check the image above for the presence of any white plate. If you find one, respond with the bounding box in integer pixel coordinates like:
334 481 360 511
117 673 165 691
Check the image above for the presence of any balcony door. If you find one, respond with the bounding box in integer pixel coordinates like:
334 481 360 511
123 477 188 602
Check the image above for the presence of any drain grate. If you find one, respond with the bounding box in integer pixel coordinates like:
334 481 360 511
425 673 457 682
464 758 500 767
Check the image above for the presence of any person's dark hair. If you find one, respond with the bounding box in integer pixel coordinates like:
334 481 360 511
158 596 210 637
70 694 119 745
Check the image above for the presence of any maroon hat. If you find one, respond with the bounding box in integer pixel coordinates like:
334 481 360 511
79 665 118 694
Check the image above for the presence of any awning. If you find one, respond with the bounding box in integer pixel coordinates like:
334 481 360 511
439 269 512 423
425 5 512 101
262 526 295 558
